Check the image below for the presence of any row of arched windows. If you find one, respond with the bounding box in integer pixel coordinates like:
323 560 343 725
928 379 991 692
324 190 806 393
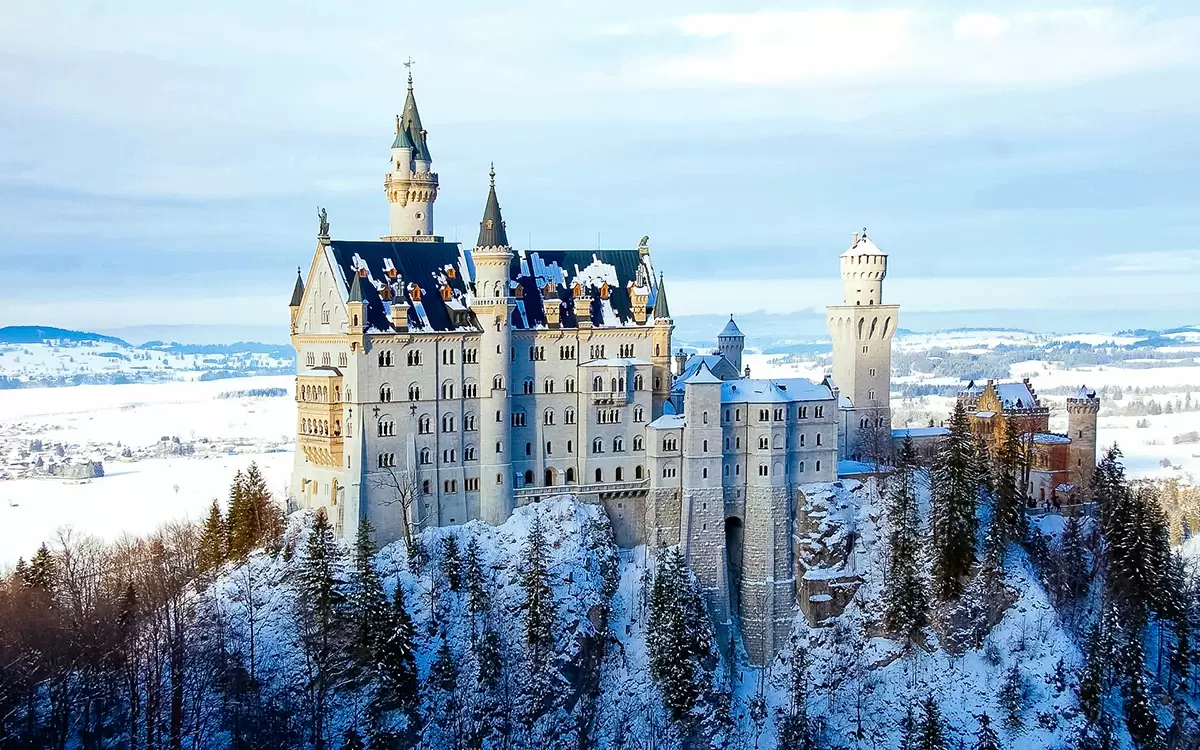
299 384 338 402
301 418 339 437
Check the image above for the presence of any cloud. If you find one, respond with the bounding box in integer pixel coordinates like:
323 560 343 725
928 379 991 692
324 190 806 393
1094 250 1200 274
639 8 1200 88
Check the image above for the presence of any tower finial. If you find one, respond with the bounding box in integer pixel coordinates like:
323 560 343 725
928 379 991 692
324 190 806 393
489 162 495 187
395 114 400 134
403 57 414 88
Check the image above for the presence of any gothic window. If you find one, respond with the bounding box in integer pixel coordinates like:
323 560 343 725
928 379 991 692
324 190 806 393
493 375 504 390
377 418 395 437
465 445 477 460
339 352 348 367
592 376 603 392
565 408 576 425
615 467 625 481
544 378 555 393
816 434 822 446
464 381 478 398
441 415 455 433
419 448 431 465
634 406 644 423
633 435 643 451
634 374 644 390
523 379 534 395
407 383 420 401
565 377 576 393
662 436 678 451
418 415 431 434
613 437 624 452
442 381 456 399
407 350 422 366
511 410 527 427
759 436 769 450
543 408 555 425
380 384 393 402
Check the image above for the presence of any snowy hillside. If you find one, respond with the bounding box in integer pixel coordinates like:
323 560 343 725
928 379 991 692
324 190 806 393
0 326 294 387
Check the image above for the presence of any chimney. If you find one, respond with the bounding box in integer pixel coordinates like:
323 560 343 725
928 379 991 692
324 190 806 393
573 285 592 328
852 231 859 246
674 350 688 376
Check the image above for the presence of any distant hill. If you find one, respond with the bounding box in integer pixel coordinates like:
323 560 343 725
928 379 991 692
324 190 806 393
0 326 130 347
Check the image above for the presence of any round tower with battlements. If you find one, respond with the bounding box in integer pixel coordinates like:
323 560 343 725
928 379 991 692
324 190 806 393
384 69 439 240
1066 386 1100 496
470 166 514 524
717 315 745 373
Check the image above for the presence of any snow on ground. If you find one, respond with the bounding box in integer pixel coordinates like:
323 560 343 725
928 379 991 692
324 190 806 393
0 375 295 568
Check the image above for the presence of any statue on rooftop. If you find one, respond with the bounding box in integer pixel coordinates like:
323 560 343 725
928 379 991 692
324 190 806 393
317 207 330 237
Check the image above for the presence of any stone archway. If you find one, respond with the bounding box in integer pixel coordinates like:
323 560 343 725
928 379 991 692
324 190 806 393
725 516 744 617
544 467 557 487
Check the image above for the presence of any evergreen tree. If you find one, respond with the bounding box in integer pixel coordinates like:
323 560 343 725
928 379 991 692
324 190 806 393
1055 515 1089 603
226 469 250 558
647 547 714 724
519 511 557 725
931 401 979 599
777 638 814 749
998 664 1024 729
347 518 389 672
1122 613 1161 750
899 705 919 750
426 636 462 746
295 508 347 750
465 537 490 626
1108 484 1169 616
474 625 503 689
373 584 418 714
1164 552 1192 691
243 461 286 550
918 694 948 750
884 437 929 642
990 422 1024 550
972 713 1000 750
197 498 226 573
441 534 462 592
1094 445 1129 541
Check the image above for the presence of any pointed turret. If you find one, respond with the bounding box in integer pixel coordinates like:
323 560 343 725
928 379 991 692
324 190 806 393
348 271 364 303
476 165 509 248
399 69 430 161
384 67 438 240
717 313 744 372
289 267 305 307
652 273 671 319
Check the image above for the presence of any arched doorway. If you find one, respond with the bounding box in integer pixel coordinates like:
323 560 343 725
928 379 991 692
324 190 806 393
725 517 744 616
544 467 557 486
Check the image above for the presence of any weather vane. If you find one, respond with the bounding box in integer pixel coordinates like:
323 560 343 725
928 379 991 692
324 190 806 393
404 57 415 85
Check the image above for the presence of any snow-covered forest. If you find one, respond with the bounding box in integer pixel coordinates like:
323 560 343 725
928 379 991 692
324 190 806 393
3 419 1200 748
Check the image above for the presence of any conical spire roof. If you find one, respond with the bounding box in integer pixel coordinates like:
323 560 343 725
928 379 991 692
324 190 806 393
348 270 364 303
391 114 415 150
399 72 430 161
475 165 509 248
719 315 743 338
652 273 670 319
289 267 305 307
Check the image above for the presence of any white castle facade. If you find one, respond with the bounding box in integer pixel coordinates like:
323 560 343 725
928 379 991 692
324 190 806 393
288 75 897 663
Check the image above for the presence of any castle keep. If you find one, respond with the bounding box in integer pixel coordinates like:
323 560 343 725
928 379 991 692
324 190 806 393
289 74 901 664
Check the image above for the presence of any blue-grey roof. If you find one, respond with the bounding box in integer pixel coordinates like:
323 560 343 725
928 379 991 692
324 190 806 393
289 269 305 306
721 377 833 404
673 354 739 391
652 273 670 319
892 426 950 439
683 361 722 385
476 170 509 248
719 315 744 338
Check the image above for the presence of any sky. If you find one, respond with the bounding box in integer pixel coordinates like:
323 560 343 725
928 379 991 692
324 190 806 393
2 0 1199 342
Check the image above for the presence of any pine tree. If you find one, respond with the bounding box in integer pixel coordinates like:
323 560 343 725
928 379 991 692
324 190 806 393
441 534 462 592
899 705 919 750
777 638 814 749
918 694 947 750
972 712 1000 750
519 511 557 726
465 537 489 623
243 461 286 551
1122 612 1161 750
347 518 389 672
474 625 503 689
990 422 1023 551
295 508 347 750
884 437 928 641
226 469 250 558
998 664 1024 729
373 584 418 714
648 547 709 722
931 401 979 599
197 498 226 573
1056 515 1089 602
426 636 461 745
1165 552 1192 691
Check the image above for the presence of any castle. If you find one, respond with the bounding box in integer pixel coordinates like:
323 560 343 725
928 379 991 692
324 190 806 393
288 73 899 664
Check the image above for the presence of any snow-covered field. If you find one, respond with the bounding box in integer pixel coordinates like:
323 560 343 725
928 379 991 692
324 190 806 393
0 375 295 568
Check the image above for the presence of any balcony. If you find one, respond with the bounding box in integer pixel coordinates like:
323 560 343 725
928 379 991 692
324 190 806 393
514 479 648 504
299 434 344 468
589 389 629 406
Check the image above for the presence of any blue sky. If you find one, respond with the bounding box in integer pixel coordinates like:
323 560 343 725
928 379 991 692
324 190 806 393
2 1 1199 341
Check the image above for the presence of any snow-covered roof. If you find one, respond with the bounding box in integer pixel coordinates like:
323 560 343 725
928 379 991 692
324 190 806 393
683 362 723 385
581 358 651 368
772 378 835 402
673 354 739 390
302 367 343 378
720 377 831 404
976 411 995 418
1056 483 1078 493
719 316 744 338
840 233 885 257
648 414 685 430
1071 385 1098 400
995 382 1038 409
892 426 950 439
1033 433 1072 445
839 395 854 409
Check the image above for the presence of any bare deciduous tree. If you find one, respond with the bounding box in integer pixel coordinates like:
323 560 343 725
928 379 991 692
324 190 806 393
369 464 427 561
855 401 893 472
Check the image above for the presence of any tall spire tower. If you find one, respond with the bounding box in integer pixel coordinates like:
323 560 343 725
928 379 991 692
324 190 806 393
470 165 515 525
383 61 439 240
827 229 899 459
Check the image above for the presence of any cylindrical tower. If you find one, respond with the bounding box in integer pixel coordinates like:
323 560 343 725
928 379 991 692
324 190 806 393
839 229 887 306
384 72 439 239
471 167 514 524
1066 387 1100 495
717 315 745 373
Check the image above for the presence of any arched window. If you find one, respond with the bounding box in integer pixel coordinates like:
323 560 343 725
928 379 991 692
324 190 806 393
634 406 644 422
702 439 708 452
523 378 534 395
799 461 805 473
465 445 477 460
565 408 576 425
565 467 576 483
800 434 806 447
419 448 431 465
592 376 603 392
380 384 393 402
523 470 534 486
595 468 603 482
407 383 420 401
634 374 644 390
495 442 502 453
615 467 624 481
544 378 555 393
418 415 431 434
492 375 504 390
377 418 395 437
464 413 477 431
633 435 644 451
407 350 422 366
422 479 431 494
702 467 708 479
635 465 644 479
441 415 455 433
441 381 455 399
592 438 604 454
759 436 769 450
816 460 821 472
464 381 478 398
611 378 618 392
511 409 527 427
565 377 576 392
816 434 822 446
543 408 555 425
663 436 677 451
613 437 624 452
